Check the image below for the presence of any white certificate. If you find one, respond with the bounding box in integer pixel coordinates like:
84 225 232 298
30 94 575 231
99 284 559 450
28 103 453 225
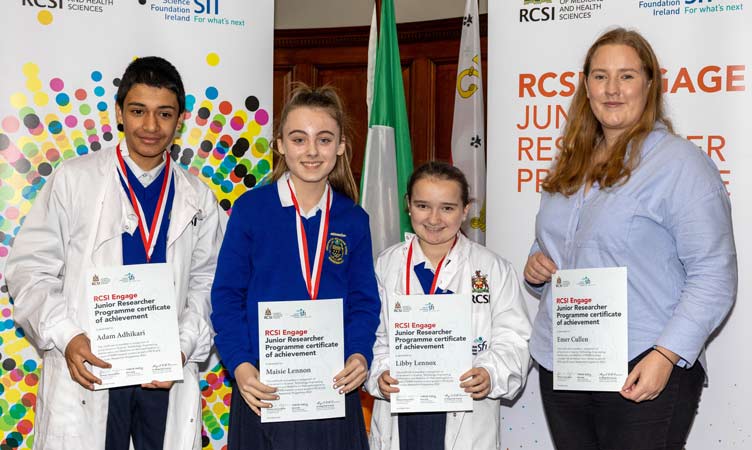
258 298 344 423
85 263 183 390
389 294 473 413
552 267 628 391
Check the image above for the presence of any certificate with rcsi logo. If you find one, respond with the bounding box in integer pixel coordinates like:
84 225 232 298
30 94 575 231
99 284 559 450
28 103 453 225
258 298 344 423
552 267 628 391
388 294 473 413
85 263 183 390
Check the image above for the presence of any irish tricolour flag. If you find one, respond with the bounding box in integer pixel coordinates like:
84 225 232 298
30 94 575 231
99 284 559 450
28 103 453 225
360 0 413 257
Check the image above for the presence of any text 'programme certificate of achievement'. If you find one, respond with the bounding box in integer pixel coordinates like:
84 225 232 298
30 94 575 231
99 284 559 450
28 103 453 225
389 294 473 413
258 298 344 423
552 267 628 391
86 263 183 390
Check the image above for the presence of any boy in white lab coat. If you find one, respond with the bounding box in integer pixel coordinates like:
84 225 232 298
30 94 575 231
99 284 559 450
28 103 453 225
6 56 222 450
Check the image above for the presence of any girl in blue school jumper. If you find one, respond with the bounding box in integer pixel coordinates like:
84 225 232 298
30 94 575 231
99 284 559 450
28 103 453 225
211 84 380 450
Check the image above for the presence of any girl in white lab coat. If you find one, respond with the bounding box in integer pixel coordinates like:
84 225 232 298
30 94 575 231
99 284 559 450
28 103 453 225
366 161 532 450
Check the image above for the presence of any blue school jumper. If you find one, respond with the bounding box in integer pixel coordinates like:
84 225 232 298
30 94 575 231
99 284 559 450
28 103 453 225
105 162 175 450
397 264 451 450
211 180 380 450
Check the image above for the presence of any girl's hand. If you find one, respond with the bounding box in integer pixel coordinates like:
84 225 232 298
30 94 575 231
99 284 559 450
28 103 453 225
333 353 368 394
234 362 279 416
377 370 400 400
524 252 558 285
460 367 491 399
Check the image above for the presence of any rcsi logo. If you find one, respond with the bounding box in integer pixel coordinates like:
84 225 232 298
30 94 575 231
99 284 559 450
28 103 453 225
471 270 490 304
555 276 570 288
471 271 489 293
521 0 555 22
264 308 283 320
22 0 62 8
91 274 110 286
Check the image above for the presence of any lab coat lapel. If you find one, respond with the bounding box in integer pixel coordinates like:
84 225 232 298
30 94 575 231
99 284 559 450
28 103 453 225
167 166 200 248
92 151 136 258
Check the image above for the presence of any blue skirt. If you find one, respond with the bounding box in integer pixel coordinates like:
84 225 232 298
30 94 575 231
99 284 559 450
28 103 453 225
398 412 447 450
228 381 368 450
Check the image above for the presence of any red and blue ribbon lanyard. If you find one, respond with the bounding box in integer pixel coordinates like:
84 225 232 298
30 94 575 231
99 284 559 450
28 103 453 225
115 143 172 263
404 235 457 295
287 178 331 300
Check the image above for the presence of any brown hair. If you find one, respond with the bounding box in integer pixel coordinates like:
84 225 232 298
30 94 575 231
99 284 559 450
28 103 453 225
542 27 673 195
270 83 359 203
407 161 470 207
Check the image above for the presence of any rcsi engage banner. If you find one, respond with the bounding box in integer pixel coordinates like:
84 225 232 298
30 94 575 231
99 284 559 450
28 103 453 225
488 1 750 448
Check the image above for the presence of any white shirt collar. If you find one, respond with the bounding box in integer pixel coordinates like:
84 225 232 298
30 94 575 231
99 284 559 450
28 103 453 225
119 140 167 188
403 232 464 271
276 172 330 219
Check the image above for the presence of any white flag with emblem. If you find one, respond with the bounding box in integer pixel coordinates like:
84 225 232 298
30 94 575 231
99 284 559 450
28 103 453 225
451 0 486 244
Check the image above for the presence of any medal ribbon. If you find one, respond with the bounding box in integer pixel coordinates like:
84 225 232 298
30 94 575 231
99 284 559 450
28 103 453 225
405 235 457 295
287 179 331 300
115 143 172 263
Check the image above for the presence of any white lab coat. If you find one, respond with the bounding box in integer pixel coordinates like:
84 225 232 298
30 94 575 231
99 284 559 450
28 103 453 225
366 233 532 450
5 146 223 449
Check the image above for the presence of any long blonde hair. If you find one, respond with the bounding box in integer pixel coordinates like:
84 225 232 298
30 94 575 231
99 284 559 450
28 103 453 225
270 83 359 203
543 28 673 195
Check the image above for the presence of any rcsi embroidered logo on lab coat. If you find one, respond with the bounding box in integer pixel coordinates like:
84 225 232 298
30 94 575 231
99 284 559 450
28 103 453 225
472 271 490 304
472 271 489 293
326 233 348 264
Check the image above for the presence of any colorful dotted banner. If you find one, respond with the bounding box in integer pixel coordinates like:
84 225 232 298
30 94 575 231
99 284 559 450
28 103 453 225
0 54 272 450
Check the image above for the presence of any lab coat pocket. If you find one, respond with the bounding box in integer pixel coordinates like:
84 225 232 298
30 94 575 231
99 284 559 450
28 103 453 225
39 356 86 439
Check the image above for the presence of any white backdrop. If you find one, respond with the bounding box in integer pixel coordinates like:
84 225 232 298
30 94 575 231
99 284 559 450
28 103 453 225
488 1 751 448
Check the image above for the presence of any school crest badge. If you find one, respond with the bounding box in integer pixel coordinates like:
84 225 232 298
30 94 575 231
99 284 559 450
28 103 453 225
326 233 348 264
472 270 489 293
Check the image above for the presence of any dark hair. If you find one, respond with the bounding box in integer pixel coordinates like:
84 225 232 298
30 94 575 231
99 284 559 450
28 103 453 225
543 27 672 195
270 83 359 203
406 161 470 206
116 56 186 113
